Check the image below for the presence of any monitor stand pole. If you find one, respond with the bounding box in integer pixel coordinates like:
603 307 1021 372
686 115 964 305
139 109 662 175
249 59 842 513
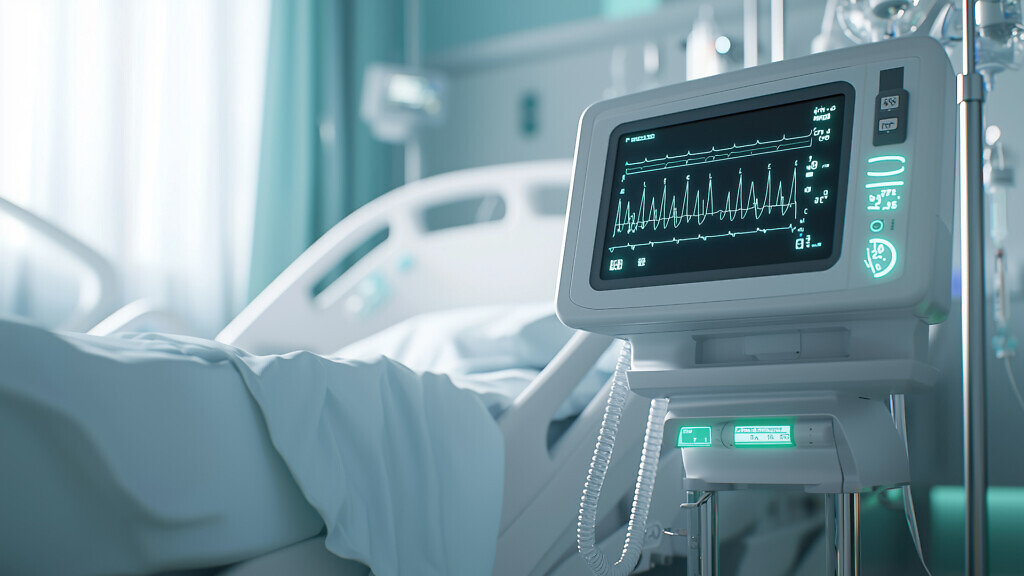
826 493 861 576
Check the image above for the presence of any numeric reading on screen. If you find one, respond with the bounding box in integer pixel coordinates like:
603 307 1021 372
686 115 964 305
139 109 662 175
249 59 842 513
734 425 794 447
597 87 849 286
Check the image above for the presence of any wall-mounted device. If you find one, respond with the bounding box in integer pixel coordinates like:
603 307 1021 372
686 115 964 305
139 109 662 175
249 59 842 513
361 63 447 144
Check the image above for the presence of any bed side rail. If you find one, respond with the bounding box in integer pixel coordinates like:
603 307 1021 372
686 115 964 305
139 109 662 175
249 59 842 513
0 195 120 331
217 160 572 355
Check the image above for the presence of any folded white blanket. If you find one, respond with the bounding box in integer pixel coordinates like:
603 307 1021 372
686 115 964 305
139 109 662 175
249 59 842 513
337 303 616 419
0 318 503 576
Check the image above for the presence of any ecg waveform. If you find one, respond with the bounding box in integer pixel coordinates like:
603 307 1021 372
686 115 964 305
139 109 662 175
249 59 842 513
623 131 813 176
609 162 799 254
607 223 798 253
600 93 845 280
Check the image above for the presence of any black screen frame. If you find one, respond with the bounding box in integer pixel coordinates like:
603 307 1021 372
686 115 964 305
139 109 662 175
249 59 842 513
588 81 856 291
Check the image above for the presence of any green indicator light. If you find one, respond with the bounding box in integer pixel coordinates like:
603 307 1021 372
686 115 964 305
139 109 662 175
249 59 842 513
678 426 713 448
733 424 794 447
866 155 907 177
869 219 884 233
863 237 898 278
864 180 905 189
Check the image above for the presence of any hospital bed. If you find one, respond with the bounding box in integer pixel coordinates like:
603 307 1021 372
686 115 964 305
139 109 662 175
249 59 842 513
217 160 700 575
213 158 774 575
1 160 762 575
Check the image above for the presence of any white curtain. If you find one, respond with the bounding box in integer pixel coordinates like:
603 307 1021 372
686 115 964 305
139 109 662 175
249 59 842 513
0 0 269 337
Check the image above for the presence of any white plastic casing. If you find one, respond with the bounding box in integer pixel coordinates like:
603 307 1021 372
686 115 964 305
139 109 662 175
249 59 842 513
556 38 955 338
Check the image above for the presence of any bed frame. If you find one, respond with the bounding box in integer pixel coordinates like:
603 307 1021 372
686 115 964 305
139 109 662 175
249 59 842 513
0 196 120 332
0 196 192 336
220 160 578 355
218 161 681 575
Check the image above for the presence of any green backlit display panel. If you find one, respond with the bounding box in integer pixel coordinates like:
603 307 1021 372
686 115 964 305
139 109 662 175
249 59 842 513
677 426 713 447
733 424 794 446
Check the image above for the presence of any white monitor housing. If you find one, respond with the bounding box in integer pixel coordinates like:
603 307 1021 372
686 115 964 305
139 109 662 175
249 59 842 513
557 37 954 397
556 38 955 492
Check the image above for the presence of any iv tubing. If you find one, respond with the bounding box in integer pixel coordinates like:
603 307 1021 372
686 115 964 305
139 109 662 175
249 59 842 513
578 339 670 576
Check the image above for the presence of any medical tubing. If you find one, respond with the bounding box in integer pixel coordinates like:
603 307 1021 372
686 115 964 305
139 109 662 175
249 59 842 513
578 339 670 576
890 394 935 576
1003 356 1024 414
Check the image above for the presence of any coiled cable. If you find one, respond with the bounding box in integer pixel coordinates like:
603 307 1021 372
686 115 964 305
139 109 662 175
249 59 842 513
578 339 670 576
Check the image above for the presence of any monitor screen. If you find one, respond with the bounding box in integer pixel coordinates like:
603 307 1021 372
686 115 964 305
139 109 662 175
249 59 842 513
591 83 854 289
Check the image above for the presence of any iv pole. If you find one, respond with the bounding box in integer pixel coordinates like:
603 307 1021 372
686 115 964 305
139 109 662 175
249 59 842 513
960 0 988 574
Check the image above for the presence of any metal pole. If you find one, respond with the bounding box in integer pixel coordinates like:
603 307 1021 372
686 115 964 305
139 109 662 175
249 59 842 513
743 0 758 68
404 0 420 67
770 0 785 62
404 0 422 183
825 493 861 576
960 1 988 574
700 492 719 576
686 491 702 576
683 490 718 575
834 493 860 576
825 494 837 574
404 139 422 183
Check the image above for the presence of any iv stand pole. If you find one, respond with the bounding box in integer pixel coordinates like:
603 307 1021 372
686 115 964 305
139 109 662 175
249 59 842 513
960 1 988 574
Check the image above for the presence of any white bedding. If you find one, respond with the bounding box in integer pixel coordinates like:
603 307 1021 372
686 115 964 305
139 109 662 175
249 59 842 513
0 305 610 575
337 303 616 419
0 316 503 575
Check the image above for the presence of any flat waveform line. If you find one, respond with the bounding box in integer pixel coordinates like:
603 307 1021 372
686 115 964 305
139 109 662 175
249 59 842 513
612 162 798 238
607 224 797 253
623 131 813 176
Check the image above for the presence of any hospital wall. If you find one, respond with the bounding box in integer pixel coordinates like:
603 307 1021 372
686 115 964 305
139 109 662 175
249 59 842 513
418 1 821 175
421 0 602 54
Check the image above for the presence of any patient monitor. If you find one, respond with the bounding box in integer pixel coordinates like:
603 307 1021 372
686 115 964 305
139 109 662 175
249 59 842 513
558 36 953 354
557 36 954 573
